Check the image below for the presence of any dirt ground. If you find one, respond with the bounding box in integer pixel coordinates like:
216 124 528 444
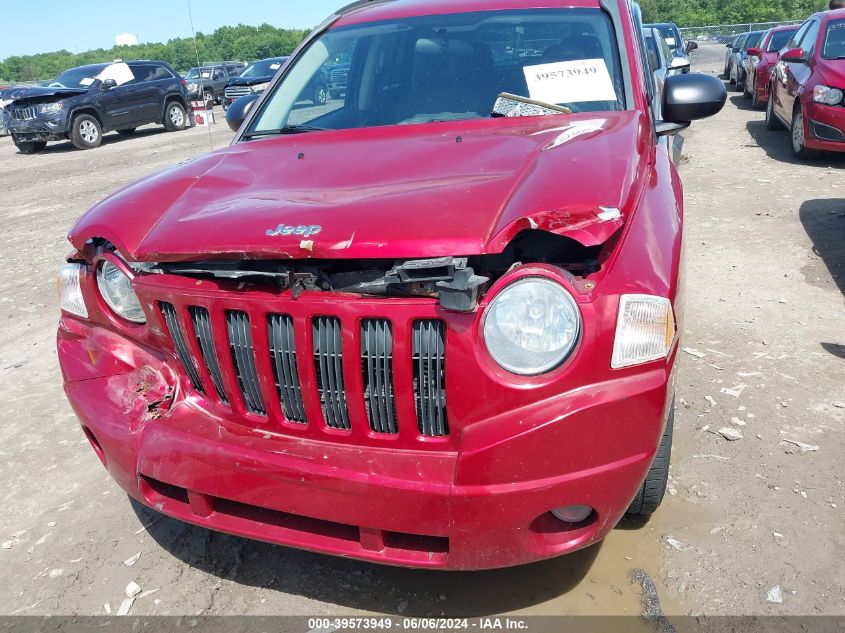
0 47 842 621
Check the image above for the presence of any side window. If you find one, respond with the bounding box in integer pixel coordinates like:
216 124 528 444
129 64 152 83
658 35 673 63
799 20 821 55
213 68 226 81
153 65 174 81
226 65 241 77
786 21 811 50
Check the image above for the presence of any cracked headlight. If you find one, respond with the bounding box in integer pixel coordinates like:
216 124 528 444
39 102 63 114
250 82 270 93
97 260 146 323
483 277 580 375
813 85 844 106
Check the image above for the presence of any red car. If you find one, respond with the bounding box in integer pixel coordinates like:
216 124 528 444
57 0 725 570
766 8 845 159
744 25 800 109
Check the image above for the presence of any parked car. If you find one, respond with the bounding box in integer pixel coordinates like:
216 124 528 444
185 62 244 108
727 30 765 90
59 0 724 570
766 8 845 159
6 61 189 153
644 22 698 67
643 26 691 91
223 57 330 110
742 25 800 109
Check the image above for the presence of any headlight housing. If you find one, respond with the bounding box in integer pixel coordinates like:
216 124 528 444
39 102 63 114
250 82 270 93
483 277 581 376
187 82 198 92
611 295 676 369
58 263 88 318
813 85 844 106
96 260 146 323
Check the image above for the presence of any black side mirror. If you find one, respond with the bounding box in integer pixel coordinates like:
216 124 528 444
226 93 260 132
101 79 117 91
686 41 699 54
656 73 727 136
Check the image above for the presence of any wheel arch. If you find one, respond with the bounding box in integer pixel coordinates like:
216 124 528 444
68 107 104 129
161 94 188 120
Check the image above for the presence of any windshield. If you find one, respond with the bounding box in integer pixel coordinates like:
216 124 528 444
767 29 797 52
241 59 287 78
185 67 213 80
822 19 845 59
247 8 625 136
745 32 763 51
48 66 107 89
653 25 680 48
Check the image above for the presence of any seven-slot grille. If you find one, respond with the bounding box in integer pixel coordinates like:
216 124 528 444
10 106 38 121
159 303 448 438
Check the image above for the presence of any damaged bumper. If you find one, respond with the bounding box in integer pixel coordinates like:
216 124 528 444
59 307 675 570
7 112 70 141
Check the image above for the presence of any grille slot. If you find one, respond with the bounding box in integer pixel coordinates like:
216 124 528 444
413 320 448 437
11 106 37 121
226 311 266 415
189 307 228 404
361 319 398 434
313 317 350 430
224 86 252 99
160 302 204 392
267 314 307 424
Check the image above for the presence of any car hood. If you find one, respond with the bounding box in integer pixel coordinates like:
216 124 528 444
227 76 273 87
817 59 845 88
13 86 87 104
70 111 650 262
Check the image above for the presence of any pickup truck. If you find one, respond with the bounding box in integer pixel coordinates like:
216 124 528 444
58 0 725 570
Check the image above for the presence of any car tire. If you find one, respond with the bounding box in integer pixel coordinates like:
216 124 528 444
751 84 762 110
70 114 102 150
742 76 752 99
626 402 673 517
313 85 328 106
117 128 136 136
163 101 187 132
791 106 820 161
765 94 783 130
12 135 47 154
203 91 215 110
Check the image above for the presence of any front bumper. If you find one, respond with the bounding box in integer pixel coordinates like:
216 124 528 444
59 309 675 570
804 101 845 152
7 111 69 140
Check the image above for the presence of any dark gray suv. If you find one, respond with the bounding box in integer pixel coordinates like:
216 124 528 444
185 63 245 107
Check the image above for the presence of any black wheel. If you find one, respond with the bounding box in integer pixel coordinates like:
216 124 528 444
163 101 187 132
70 113 102 150
742 75 752 99
765 94 783 130
313 84 328 106
117 128 136 136
791 106 820 161
626 403 673 517
751 82 762 110
728 62 736 85
12 135 47 154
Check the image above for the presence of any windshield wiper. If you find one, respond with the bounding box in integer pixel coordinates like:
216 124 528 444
242 124 328 138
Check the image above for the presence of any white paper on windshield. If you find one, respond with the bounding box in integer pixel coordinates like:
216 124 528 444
79 78 95 87
269 63 281 70
665 37 677 46
96 62 133 86
523 59 616 104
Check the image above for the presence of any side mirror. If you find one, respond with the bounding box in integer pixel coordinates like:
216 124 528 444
656 73 727 137
747 47 761 58
686 41 699 54
226 93 260 132
781 48 805 63
727 43 734 49
669 56 691 73
101 79 117 91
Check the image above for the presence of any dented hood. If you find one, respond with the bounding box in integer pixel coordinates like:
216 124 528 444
13 86 88 103
70 112 650 262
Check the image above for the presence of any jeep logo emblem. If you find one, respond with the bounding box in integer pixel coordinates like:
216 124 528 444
266 224 322 238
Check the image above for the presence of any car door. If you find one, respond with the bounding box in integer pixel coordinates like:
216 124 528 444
773 20 812 121
787 19 821 117
93 63 137 129
125 63 162 125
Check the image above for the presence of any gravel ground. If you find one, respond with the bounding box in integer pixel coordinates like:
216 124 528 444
0 47 842 620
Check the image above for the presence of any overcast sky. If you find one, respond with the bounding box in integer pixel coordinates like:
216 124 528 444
0 0 349 60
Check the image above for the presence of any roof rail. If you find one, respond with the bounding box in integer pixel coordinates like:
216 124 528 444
332 0 397 19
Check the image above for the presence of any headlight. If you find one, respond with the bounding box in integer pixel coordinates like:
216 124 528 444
187 83 198 91
39 102 63 114
611 295 676 369
250 82 270 93
58 263 88 318
483 277 580 376
96 260 146 323
813 85 844 106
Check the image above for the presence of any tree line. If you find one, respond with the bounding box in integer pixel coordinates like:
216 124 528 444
0 1 835 83
0 24 309 84
640 0 829 27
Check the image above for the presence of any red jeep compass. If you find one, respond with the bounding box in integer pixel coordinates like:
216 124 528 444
57 0 725 570
766 8 845 159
